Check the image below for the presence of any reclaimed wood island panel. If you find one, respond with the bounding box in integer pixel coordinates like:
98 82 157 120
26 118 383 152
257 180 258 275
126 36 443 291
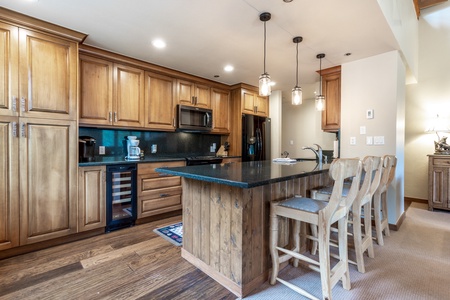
156 160 331 298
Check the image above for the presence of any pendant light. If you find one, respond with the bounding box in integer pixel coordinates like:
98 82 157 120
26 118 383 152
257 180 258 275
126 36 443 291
259 12 271 96
315 53 325 111
292 36 303 105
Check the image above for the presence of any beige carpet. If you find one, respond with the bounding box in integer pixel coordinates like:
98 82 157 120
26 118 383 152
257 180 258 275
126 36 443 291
242 202 450 300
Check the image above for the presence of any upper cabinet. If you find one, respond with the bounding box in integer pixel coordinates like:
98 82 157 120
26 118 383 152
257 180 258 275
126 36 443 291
79 54 144 127
177 79 211 108
0 22 78 120
144 72 176 131
211 88 230 134
320 66 341 132
241 88 269 117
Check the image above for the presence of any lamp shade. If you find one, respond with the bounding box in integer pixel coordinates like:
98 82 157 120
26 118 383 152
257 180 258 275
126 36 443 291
315 95 325 111
259 73 271 96
292 86 302 105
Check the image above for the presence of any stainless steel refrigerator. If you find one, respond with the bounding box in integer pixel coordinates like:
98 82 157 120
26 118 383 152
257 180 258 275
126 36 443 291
242 114 271 161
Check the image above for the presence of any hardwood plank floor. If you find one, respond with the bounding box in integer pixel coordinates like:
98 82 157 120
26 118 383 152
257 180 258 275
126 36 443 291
0 216 236 300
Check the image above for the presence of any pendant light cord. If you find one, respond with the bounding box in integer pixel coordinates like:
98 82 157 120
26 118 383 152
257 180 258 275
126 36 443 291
263 20 267 74
319 56 322 94
295 41 299 86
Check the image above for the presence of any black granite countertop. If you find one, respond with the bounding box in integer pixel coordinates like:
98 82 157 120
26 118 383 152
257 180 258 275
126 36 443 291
155 160 330 188
78 155 241 167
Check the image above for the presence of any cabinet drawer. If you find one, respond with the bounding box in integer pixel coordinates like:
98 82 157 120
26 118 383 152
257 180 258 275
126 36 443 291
138 161 185 177
433 158 450 166
140 195 182 217
139 185 182 199
140 176 181 193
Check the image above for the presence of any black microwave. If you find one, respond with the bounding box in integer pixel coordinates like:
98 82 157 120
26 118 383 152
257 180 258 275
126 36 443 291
177 105 213 131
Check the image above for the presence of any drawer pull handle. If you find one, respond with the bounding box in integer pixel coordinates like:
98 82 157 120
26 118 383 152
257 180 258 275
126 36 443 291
160 193 170 197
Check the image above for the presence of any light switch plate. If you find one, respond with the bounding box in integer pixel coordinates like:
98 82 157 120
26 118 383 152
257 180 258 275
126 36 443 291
151 144 157 153
366 109 374 119
366 136 373 145
374 136 384 145
360 126 366 134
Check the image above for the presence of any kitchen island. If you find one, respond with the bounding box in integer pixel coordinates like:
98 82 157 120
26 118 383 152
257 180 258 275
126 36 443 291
156 160 331 297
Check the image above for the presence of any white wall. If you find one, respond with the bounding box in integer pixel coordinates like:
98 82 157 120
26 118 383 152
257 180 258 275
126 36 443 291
341 51 405 225
405 3 450 200
269 90 282 161
281 83 335 159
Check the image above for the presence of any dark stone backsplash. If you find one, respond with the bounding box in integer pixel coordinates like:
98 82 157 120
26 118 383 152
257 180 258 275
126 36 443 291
79 127 222 158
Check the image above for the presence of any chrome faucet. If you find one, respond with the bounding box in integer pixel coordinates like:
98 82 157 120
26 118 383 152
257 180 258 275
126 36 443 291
302 144 327 164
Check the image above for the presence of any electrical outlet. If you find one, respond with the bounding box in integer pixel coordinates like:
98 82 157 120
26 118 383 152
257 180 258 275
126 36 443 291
99 146 105 155
350 137 356 145
360 126 366 134
151 144 157 153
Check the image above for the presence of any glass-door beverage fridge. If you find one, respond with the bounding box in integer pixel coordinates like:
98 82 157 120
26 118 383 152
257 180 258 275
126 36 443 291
106 164 137 232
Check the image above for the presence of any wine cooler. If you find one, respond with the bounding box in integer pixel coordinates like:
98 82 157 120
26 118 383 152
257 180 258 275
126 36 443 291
106 164 137 232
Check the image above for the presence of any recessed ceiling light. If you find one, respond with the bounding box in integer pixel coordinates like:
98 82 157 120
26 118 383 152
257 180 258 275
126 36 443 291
224 65 234 72
152 39 166 49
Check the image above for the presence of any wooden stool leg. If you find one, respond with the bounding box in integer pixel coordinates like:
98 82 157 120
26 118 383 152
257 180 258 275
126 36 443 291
373 193 384 246
381 192 390 237
293 220 301 267
363 202 374 258
269 204 280 285
318 220 332 299
352 207 365 274
311 224 318 255
338 216 351 291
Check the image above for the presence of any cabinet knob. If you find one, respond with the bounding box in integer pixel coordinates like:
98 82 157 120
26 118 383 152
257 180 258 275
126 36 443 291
20 97 26 112
20 122 26 138
12 97 17 112
109 111 112 122
114 112 117 122
12 122 17 137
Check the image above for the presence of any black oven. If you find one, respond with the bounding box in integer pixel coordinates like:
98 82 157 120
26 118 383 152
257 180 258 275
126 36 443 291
105 164 137 232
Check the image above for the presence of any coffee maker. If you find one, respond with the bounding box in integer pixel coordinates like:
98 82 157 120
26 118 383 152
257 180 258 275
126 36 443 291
79 136 96 162
126 136 141 160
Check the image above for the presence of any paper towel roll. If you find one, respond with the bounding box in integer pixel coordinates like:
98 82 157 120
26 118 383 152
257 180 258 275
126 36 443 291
333 140 339 158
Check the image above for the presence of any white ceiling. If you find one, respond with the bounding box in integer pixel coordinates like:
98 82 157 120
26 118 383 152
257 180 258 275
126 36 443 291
1 0 400 100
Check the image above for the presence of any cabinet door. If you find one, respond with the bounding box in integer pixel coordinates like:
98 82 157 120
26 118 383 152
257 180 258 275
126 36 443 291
79 55 113 126
255 95 268 117
78 166 106 232
113 64 145 127
0 22 19 117
242 90 256 114
0 117 19 250
18 29 78 120
144 72 176 131
177 79 195 106
19 118 77 245
430 166 450 210
211 88 230 133
321 67 341 132
194 83 211 108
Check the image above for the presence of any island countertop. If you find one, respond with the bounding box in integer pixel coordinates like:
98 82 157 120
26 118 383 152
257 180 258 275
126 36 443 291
156 160 330 188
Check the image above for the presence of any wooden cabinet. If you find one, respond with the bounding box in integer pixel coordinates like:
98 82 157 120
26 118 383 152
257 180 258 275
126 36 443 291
79 54 145 128
241 89 268 117
78 166 106 232
428 155 450 211
0 117 19 251
0 23 78 120
144 72 176 131
177 79 211 108
0 9 84 248
137 161 185 218
19 118 78 245
320 66 341 132
211 88 230 134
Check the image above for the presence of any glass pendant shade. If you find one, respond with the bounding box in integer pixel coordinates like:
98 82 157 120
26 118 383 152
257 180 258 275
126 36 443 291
315 95 325 111
292 86 302 105
259 73 271 96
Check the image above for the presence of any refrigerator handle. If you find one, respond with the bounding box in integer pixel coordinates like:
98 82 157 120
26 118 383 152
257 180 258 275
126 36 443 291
256 128 262 160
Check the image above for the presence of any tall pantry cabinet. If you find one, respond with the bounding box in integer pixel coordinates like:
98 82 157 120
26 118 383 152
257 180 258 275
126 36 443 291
0 9 86 250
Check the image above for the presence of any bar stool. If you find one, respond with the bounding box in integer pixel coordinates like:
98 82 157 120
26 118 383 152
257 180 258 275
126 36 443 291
309 156 382 273
269 158 363 300
373 155 397 246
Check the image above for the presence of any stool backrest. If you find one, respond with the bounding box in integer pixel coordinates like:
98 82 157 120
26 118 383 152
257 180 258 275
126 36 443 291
354 156 382 208
377 155 397 194
322 158 363 221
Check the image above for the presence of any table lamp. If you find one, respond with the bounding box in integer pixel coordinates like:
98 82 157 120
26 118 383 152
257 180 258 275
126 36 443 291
425 114 450 154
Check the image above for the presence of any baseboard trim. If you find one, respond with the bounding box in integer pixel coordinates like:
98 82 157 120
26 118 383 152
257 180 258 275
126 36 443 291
404 197 427 204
